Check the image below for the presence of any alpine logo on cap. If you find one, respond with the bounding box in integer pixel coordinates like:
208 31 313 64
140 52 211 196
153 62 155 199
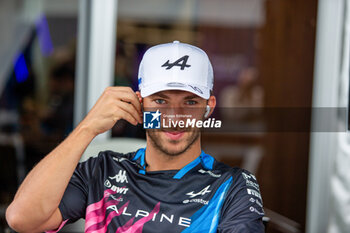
162 55 191 70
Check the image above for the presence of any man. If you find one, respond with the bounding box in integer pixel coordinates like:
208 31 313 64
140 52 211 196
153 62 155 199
6 41 265 232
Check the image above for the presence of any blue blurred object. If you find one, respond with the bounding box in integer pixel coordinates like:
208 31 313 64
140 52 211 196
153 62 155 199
36 14 53 56
13 53 29 83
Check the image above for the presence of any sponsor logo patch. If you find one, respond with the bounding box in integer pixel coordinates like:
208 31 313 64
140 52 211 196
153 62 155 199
186 185 211 198
112 157 128 163
246 179 260 191
249 197 263 208
109 170 129 183
183 185 211 206
183 199 209 205
198 169 221 178
247 188 262 200
162 55 191 70
242 172 257 181
111 186 128 194
250 206 265 215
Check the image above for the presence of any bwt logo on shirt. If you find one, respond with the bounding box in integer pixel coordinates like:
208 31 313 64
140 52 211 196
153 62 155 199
143 110 161 129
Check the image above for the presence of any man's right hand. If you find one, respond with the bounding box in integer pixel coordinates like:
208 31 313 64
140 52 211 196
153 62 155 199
6 86 143 232
81 86 143 137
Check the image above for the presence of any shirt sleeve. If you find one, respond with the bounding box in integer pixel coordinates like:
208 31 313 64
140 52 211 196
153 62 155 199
58 156 99 224
217 169 265 233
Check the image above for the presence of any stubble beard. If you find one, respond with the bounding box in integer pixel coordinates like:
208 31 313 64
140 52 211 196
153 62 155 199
147 129 200 156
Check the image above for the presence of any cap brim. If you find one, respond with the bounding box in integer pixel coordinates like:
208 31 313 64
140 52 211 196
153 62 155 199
140 83 210 99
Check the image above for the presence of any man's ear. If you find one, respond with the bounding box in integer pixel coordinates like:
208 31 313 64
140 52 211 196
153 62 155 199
135 91 142 104
206 95 216 118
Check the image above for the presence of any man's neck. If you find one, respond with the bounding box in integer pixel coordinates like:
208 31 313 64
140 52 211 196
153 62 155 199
145 139 202 172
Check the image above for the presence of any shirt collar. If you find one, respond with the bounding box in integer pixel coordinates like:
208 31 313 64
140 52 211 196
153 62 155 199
132 148 215 178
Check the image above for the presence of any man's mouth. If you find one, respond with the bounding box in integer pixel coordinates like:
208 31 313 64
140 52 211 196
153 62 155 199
163 130 185 140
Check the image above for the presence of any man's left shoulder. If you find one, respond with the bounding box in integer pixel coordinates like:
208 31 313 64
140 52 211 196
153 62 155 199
212 161 262 199
213 161 257 181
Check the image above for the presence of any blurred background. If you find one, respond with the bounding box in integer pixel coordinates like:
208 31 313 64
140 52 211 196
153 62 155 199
0 0 349 232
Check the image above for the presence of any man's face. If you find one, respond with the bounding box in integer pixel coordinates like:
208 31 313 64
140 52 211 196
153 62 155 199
143 90 208 156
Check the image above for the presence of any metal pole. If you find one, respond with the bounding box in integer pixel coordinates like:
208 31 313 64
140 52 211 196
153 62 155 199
306 0 344 232
74 0 118 140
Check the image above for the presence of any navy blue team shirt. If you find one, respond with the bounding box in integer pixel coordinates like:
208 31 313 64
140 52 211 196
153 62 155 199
54 148 265 232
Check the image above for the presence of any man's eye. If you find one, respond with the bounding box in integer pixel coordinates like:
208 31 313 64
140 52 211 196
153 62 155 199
155 99 166 104
186 100 197 105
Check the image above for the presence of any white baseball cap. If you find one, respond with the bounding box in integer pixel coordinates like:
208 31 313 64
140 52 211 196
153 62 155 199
138 41 214 99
